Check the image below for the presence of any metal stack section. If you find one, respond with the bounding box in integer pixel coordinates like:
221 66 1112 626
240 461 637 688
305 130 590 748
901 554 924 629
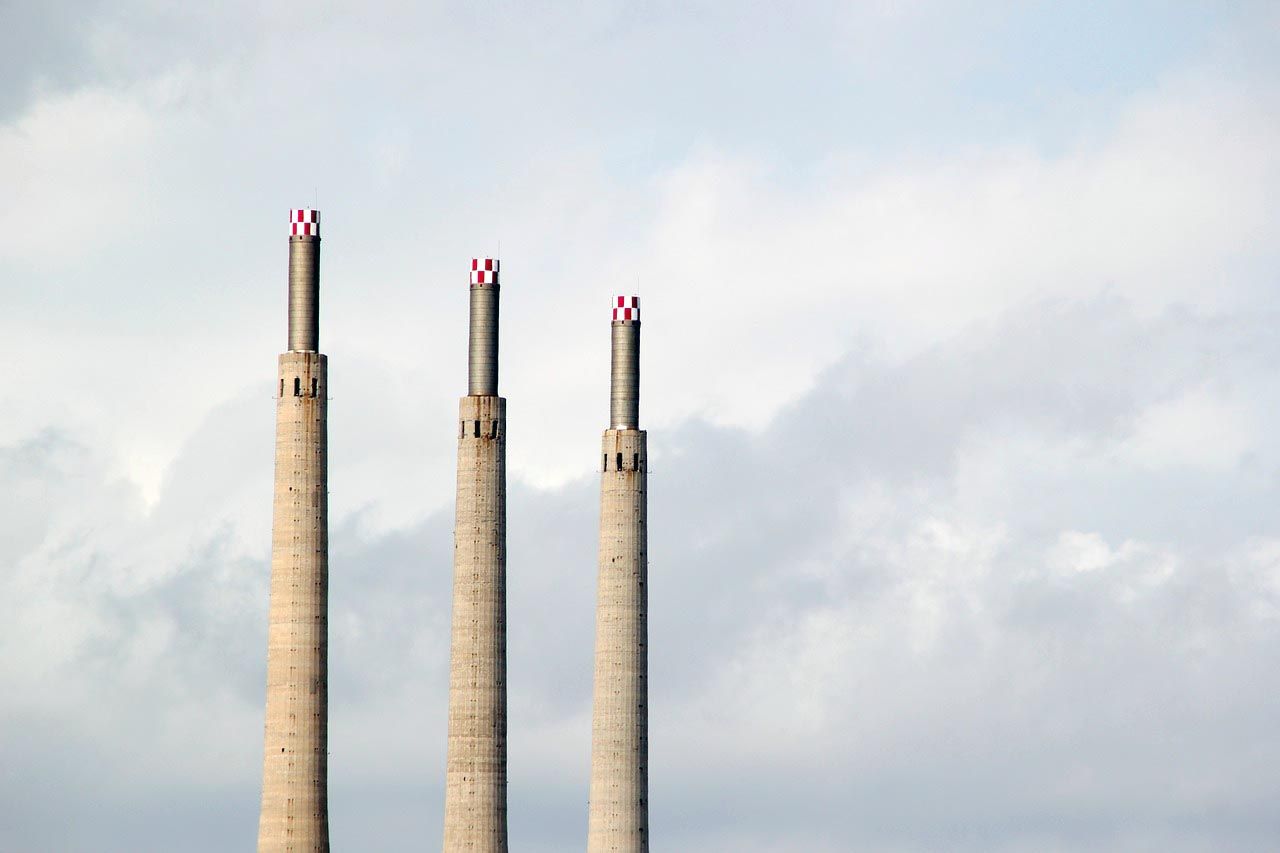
287 208 321 353
468 258 500 396
610 296 641 429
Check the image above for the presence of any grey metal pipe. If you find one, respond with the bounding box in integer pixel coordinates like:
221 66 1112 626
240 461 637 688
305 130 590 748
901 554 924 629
468 283 500 396
610 320 640 429
288 235 320 352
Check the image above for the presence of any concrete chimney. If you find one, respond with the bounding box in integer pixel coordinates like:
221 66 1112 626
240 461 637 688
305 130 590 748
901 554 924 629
587 294 649 852
258 208 330 851
443 257 508 851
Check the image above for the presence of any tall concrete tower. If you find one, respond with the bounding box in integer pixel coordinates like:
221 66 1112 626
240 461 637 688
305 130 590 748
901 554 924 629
443 257 508 851
257 208 330 852
588 295 649 852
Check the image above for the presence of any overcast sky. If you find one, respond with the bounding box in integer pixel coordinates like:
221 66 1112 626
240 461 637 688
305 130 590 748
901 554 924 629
2 2 1280 850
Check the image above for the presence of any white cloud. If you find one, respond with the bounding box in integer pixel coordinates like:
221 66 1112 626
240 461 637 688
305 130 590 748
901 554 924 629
0 87 154 264
1122 386 1260 472
3 4 1280 851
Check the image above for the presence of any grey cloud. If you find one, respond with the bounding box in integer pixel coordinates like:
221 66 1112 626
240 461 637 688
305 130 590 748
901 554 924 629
5 296 1280 850
3 4 1279 850
0 1 103 118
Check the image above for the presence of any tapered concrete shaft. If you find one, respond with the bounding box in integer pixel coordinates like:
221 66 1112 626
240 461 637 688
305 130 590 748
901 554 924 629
444 261 508 851
259 215 329 852
589 304 649 852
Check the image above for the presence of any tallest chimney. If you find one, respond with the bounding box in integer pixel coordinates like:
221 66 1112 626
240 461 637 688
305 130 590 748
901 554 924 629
258 208 330 852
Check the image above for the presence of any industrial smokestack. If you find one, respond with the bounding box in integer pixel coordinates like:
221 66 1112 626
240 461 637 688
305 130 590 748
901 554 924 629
258 209 330 852
588 294 649 852
443 258 509 851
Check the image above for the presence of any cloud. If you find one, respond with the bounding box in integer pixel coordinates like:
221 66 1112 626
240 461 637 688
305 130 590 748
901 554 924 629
2 4 1280 851
5 1 1278 500
4 296 1280 850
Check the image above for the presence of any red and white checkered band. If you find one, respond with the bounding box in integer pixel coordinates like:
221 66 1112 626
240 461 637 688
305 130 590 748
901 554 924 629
470 258 500 285
289 208 320 237
612 295 640 322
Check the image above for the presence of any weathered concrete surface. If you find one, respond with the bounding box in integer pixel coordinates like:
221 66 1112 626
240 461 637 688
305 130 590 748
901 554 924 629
443 394 508 851
258 351 329 852
588 428 649 853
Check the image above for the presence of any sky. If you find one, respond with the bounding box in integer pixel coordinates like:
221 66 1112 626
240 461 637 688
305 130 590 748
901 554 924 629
2 1 1280 850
